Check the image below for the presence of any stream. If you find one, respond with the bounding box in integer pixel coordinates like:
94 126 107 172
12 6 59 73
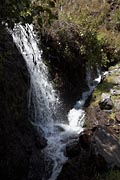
12 24 101 180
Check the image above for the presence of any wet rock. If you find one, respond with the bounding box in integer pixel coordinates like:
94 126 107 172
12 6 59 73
28 151 53 180
79 129 93 151
99 93 113 110
57 152 93 180
34 132 47 149
66 140 80 158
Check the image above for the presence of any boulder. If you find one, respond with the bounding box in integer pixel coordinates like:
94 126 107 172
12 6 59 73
58 126 120 180
66 140 80 158
101 93 111 101
28 151 53 180
79 129 93 151
92 126 120 168
110 89 120 96
80 126 120 169
99 93 113 110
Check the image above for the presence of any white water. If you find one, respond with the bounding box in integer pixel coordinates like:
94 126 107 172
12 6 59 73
68 68 102 134
11 24 101 180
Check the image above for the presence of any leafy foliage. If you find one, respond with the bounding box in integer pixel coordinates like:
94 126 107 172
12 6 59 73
0 0 56 28
38 0 120 70
0 0 32 27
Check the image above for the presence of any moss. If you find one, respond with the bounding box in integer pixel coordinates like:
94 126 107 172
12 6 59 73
109 112 115 120
91 79 115 107
96 170 120 180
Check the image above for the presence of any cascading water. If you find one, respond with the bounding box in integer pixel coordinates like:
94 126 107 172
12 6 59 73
11 24 101 180
68 68 101 133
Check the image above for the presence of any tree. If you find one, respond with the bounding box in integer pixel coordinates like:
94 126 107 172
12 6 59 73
0 0 56 28
0 0 32 28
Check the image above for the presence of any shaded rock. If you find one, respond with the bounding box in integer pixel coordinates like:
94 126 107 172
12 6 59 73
79 129 93 151
28 151 53 180
99 93 113 110
57 152 93 180
0 27 47 180
57 158 81 180
91 126 120 168
107 0 113 3
66 140 80 158
80 126 120 169
34 131 47 149
59 126 120 180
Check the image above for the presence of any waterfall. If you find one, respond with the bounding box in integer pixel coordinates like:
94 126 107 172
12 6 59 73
68 68 101 133
11 24 101 180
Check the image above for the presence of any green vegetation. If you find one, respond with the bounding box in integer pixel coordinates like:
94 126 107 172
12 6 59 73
92 81 115 106
0 0 56 28
91 62 120 105
96 170 120 180
1 0 120 70
0 0 32 28
37 0 120 70
0 0 120 69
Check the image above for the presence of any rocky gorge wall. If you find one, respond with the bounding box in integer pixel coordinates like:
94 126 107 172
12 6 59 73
57 63 120 180
0 27 47 180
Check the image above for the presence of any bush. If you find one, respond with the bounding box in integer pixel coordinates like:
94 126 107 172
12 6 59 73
37 0 120 70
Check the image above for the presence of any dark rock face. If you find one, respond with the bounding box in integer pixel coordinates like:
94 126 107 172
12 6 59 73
0 27 47 180
91 127 120 168
66 140 80 158
57 126 120 180
99 98 113 110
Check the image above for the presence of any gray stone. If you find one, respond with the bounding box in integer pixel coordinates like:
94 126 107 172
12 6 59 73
101 93 111 101
99 97 113 110
113 76 120 85
92 127 120 168
99 93 113 110
110 89 120 96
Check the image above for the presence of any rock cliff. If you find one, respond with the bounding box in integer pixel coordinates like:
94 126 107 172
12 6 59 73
0 27 47 180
